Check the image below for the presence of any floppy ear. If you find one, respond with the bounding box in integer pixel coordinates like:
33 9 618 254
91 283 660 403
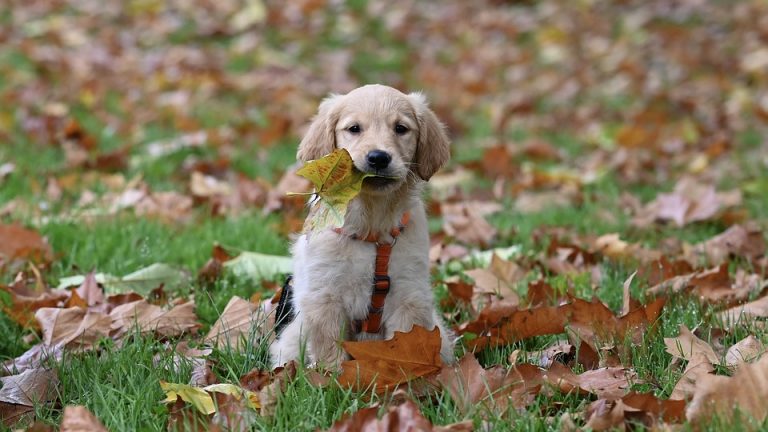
297 94 342 162
409 92 450 181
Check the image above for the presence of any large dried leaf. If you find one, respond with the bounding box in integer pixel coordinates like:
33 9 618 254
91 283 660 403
670 351 714 400
633 178 741 227
465 297 665 351
35 307 112 351
584 393 686 430
0 368 58 427
664 325 720 365
719 295 768 326
204 296 264 350
686 354 768 426
110 300 199 339
338 326 443 392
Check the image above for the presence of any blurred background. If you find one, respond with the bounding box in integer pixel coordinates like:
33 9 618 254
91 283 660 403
1 0 767 250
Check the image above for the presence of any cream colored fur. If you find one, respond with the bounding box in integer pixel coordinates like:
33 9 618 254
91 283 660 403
269 85 455 369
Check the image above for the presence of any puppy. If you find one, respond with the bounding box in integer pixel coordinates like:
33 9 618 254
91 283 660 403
270 84 455 369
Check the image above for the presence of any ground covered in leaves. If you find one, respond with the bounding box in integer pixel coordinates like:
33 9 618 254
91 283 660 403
1 0 768 431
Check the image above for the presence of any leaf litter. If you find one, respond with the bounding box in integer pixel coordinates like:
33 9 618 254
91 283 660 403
2 0 768 430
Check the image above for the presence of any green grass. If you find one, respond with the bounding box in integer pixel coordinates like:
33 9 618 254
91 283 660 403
2 1 768 431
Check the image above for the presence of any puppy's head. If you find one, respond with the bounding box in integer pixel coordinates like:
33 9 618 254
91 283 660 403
297 85 450 194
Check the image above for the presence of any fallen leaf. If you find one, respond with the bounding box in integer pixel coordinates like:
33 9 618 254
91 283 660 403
633 177 741 227
725 335 765 368
204 296 264 350
0 283 69 330
110 300 199 339
441 201 499 247
545 362 639 399
2 344 63 376
160 381 215 415
57 263 190 296
686 354 768 426
0 368 58 427
664 325 720 366
74 272 104 307
222 251 292 282
35 307 112 351
670 351 714 400
685 224 766 265
60 405 108 432
718 295 768 326
437 353 542 414
325 399 472 432
338 326 443 392
0 223 54 270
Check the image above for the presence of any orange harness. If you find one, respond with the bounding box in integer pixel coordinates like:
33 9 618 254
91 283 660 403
333 212 410 334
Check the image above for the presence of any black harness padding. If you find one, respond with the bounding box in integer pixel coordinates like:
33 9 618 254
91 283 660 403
274 275 295 337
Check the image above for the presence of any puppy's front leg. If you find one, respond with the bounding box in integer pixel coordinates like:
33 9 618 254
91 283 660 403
302 300 347 369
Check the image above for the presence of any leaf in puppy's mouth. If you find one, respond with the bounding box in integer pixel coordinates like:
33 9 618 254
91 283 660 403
289 149 394 231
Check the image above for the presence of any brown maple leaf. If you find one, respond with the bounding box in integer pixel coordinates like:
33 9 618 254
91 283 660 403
338 326 443 392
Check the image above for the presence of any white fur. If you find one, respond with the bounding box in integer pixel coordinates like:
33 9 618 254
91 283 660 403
269 85 454 369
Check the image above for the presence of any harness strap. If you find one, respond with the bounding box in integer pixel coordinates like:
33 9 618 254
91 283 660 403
333 212 410 334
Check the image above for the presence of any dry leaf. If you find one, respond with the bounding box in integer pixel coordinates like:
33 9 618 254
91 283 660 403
0 368 58 427
670 351 714 400
60 405 108 432
441 202 499 247
110 300 199 339
338 326 443 392
664 325 720 366
35 307 112 351
0 283 69 330
204 296 263 350
686 354 768 427
718 295 768 326
437 353 542 414
0 224 54 269
545 362 639 400
725 335 765 368
325 399 472 432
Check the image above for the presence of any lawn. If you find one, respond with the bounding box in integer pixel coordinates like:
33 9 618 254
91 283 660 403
1 1 768 431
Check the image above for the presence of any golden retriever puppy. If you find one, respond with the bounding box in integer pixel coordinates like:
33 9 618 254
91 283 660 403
270 84 455 369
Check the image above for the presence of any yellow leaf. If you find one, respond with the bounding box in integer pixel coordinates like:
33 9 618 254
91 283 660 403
294 149 382 231
203 383 261 410
159 381 215 415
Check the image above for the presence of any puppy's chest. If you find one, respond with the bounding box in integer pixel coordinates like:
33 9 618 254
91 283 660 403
302 230 426 301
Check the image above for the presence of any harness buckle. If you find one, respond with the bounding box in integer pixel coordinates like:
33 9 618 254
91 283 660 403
373 274 390 293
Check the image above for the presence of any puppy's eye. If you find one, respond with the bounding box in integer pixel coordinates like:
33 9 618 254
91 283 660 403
347 124 361 134
394 124 409 135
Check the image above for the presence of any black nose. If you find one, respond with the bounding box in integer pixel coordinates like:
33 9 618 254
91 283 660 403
366 150 392 170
